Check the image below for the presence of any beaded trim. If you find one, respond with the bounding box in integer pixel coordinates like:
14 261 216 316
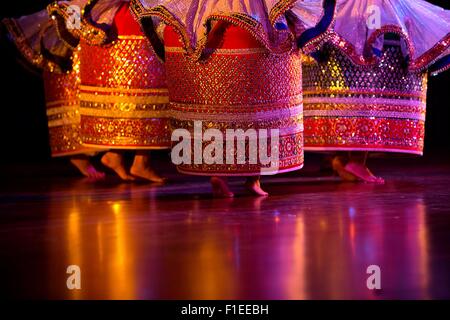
130 0 336 61
48 1 109 47
297 0 337 55
320 25 450 74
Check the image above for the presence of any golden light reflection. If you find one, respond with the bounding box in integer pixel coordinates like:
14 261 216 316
186 233 236 299
44 182 432 300
96 223 104 264
107 201 136 299
67 207 82 299
284 214 306 299
58 199 138 299
329 209 349 300
413 201 430 299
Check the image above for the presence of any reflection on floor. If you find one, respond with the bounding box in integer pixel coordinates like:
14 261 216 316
0 153 449 299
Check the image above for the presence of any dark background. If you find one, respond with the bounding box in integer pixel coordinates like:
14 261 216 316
0 0 449 164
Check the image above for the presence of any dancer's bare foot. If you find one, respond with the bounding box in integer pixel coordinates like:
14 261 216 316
210 177 234 198
130 153 166 183
70 156 105 180
331 156 358 182
344 162 385 184
101 152 135 181
130 166 166 183
245 177 269 197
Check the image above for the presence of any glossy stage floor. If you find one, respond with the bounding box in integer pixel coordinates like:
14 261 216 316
0 152 449 300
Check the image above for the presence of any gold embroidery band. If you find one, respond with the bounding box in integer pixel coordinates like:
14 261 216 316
79 94 171 149
79 85 168 95
79 92 169 105
80 105 171 119
47 107 80 127
304 110 425 121
303 89 426 100
48 124 94 157
81 116 171 150
46 101 78 108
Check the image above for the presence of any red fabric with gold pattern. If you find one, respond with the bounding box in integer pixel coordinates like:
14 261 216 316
44 53 94 157
79 3 170 149
165 24 304 176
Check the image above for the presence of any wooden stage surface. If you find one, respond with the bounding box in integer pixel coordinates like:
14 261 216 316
0 153 449 299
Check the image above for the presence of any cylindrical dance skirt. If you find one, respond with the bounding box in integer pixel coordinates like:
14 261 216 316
44 55 92 157
79 4 170 149
303 44 428 155
165 24 304 176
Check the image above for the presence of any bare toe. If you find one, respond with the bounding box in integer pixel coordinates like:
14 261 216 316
210 177 234 198
130 166 167 183
70 157 104 180
332 156 358 182
344 162 384 184
245 178 269 197
101 152 135 181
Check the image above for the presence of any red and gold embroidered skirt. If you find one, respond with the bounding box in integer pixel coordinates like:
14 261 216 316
44 56 92 157
79 4 170 149
303 44 428 155
165 24 304 176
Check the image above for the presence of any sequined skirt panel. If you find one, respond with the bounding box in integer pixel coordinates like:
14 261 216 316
165 25 304 176
79 36 171 149
303 45 428 155
44 62 92 157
